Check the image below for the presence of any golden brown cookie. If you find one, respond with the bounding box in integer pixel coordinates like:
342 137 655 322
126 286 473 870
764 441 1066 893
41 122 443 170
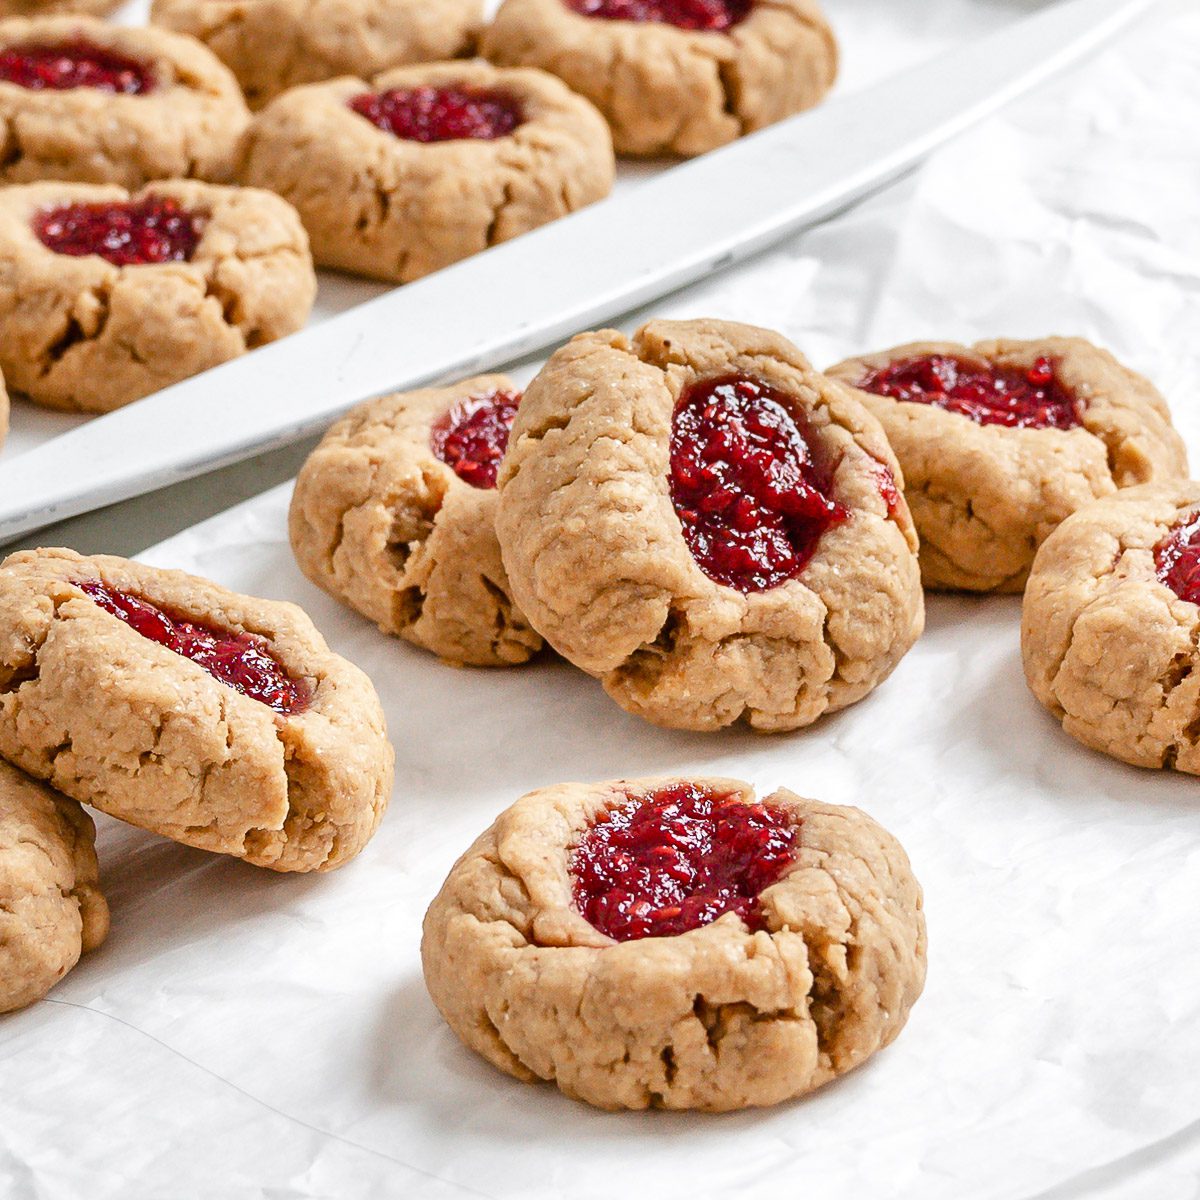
0 180 315 414
0 17 250 187
1022 481 1200 773
422 775 926 1111
495 318 924 732
237 59 614 283
827 338 1188 593
479 0 836 157
0 548 394 873
0 0 121 16
290 375 542 667
151 0 482 109
0 758 108 1013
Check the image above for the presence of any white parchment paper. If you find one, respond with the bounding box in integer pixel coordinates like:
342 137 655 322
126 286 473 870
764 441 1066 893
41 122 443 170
3 2 1200 1197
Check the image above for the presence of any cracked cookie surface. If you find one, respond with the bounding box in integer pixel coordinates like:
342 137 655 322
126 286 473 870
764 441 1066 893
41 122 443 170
421 775 926 1111
828 338 1189 593
237 59 613 283
0 16 250 188
290 375 542 667
0 758 108 1013
151 0 481 110
494 318 924 732
0 548 394 872
480 0 836 157
0 179 314 413
1022 482 1200 773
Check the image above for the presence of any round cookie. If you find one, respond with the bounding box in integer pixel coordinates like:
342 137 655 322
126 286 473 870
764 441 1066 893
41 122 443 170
237 59 614 283
827 337 1188 593
1022 482 1200 774
290 375 542 667
0 17 250 188
151 0 482 110
479 0 836 157
494 318 924 732
0 548 394 873
422 776 926 1111
0 758 108 1013
0 179 315 413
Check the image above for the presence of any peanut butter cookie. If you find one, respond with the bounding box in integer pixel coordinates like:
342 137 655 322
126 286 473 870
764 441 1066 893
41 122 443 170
237 59 613 283
0 548 394 873
0 0 121 16
422 776 926 1111
495 318 924 732
480 0 836 157
0 758 108 1014
828 338 1188 593
1023 481 1200 774
152 0 481 109
0 180 315 413
290 376 542 667
0 17 250 187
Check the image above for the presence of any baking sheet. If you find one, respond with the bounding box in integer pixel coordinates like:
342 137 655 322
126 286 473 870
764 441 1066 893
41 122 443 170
0 0 1032 463
4 1 1200 1196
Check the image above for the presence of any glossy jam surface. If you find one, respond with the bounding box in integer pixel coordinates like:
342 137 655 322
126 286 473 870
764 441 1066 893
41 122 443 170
564 0 749 31
1155 512 1200 606
857 354 1082 430
571 783 798 942
0 40 155 94
430 390 521 490
349 85 523 142
669 374 846 592
79 579 310 715
34 197 204 267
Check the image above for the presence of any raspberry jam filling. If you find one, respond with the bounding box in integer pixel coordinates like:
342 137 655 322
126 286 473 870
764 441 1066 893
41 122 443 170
78 579 310 715
429 390 521 490
669 374 847 593
349 85 523 142
571 782 798 942
0 40 155 94
34 197 204 267
1154 512 1200 606
857 354 1083 430
564 0 750 31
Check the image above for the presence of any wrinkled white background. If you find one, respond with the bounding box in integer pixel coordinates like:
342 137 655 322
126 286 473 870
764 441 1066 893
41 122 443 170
3 1 1200 1197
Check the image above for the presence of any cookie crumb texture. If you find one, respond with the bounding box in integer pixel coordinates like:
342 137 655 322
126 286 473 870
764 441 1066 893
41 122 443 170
1022 482 1200 774
0 17 249 187
0 759 108 1013
495 318 924 732
151 0 481 110
0 548 394 872
828 338 1189 593
0 179 315 413
290 376 542 667
480 0 836 157
421 777 926 1111
237 60 614 283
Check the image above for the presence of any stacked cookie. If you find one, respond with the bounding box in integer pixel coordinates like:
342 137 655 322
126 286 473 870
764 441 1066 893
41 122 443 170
0 548 394 1011
285 315 1194 1110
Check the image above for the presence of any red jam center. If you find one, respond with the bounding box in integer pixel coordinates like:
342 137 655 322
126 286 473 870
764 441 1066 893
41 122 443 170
348 85 523 142
669 374 847 593
571 783 798 942
0 40 155 94
564 0 749 31
1155 512 1200 606
78 579 310 715
857 354 1082 430
34 197 204 267
429 390 521 490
